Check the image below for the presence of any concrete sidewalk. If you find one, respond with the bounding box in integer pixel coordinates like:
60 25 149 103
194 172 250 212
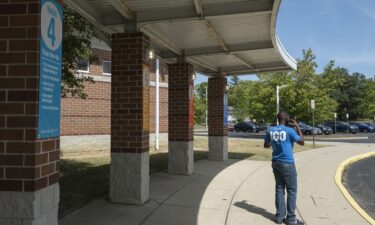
60 142 373 225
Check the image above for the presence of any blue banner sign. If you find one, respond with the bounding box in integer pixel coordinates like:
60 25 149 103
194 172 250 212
38 0 63 139
224 91 228 126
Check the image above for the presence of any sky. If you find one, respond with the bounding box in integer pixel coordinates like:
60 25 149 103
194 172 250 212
196 0 375 85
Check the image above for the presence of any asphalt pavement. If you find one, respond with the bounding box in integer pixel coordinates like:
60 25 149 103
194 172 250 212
343 156 375 219
194 130 375 144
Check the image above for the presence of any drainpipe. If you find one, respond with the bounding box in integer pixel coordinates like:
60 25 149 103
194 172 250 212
155 58 160 150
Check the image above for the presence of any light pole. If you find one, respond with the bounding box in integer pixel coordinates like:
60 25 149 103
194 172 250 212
346 113 349 134
311 100 315 148
334 113 337 134
276 85 289 124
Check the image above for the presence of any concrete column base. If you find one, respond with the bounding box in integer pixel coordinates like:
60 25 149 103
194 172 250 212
0 184 59 225
168 141 194 175
110 152 149 205
209 136 228 161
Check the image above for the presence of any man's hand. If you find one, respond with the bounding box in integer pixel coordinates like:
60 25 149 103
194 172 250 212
264 142 271 148
291 119 305 146
291 119 299 127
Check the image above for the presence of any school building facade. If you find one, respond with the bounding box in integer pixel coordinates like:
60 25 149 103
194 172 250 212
61 41 169 137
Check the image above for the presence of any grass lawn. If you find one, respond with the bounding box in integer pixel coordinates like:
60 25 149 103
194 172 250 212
59 136 322 218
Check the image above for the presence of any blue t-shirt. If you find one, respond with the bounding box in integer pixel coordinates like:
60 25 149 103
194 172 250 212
264 125 301 164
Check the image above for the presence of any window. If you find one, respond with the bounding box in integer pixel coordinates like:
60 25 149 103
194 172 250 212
102 60 111 75
77 58 89 73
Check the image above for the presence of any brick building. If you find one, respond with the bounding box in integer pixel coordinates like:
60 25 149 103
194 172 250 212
0 1 297 224
61 40 169 137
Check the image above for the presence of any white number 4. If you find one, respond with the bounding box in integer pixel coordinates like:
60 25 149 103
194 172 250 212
48 17 56 47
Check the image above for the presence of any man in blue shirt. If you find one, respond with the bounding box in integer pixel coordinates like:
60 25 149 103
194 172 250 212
264 112 305 225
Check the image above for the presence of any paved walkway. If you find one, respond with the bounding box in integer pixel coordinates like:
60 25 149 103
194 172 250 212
60 142 374 225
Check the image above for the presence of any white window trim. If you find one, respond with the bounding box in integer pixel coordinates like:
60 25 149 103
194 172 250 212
102 60 112 76
76 74 111 83
77 59 90 74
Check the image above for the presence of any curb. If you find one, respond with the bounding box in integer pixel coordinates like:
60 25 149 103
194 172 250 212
311 137 369 140
335 152 375 225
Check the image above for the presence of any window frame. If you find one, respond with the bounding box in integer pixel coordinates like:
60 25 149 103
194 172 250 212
76 58 90 74
102 60 112 76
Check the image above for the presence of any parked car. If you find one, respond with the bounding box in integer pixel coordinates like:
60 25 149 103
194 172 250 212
259 123 274 131
317 124 333 135
298 122 322 135
366 123 375 130
350 122 375 133
234 122 260 133
323 121 359 134
228 122 235 132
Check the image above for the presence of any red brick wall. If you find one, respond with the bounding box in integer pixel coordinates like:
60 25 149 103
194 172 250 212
149 60 168 133
60 49 169 136
150 59 169 83
60 81 110 135
0 0 59 192
168 63 194 142
208 77 228 136
149 86 168 133
89 48 111 76
111 33 151 153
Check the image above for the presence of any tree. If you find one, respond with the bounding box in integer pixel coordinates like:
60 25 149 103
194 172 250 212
228 49 337 124
290 49 337 123
62 4 102 98
194 82 208 125
247 72 293 122
321 62 367 120
229 75 240 86
359 78 375 120
228 80 254 121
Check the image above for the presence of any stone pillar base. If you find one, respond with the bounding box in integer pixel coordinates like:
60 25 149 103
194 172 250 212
209 136 228 161
168 141 194 175
110 152 149 205
0 184 59 225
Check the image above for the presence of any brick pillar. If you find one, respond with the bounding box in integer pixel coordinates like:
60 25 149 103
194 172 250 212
110 33 150 204
208 77 228 161
168 63 194 175
0 1 60 224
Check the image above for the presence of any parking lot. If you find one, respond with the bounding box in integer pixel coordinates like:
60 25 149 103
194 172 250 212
343 156 375 220
195 129 375 144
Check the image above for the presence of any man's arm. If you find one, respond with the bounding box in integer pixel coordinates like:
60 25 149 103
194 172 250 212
292 119 305 146
264 131 272 148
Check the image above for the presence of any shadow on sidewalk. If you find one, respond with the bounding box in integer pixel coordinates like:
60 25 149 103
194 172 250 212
59 150 256 220
234 200 275 221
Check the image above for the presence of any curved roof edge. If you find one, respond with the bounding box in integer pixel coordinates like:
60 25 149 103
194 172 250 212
270 0 298 71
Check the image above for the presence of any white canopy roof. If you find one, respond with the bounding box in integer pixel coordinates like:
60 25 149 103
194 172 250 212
65 0 296 76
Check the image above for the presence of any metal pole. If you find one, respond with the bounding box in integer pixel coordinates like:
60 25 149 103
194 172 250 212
276 86 280 125
312 109 315 148
205 86 208 130
155 58 160 150
334 115 337 134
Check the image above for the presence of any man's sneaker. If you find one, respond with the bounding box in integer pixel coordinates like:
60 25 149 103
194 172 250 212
274 218 286 224
286 219 305 225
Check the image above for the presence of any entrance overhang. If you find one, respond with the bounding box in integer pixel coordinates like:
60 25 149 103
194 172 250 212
65 0 297 76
